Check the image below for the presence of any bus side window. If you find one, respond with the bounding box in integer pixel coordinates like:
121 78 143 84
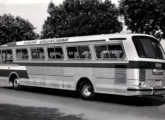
31 48 45 60
95 45 110 59
67 47 79 59
48 47 63 60
38 48 45 59
16 50 22 60
31 49 38 59
78 46 91 59
2 51 6 63
1 50 13 63
22 49 28 59
16 49 29 60
108 45 124 59
55 47 63 59
48 48 55 59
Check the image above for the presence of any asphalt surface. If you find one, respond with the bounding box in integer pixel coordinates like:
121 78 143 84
0 84 165 120
0 104 84 120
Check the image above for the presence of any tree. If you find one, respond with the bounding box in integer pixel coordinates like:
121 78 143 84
119 0 165 39
41 0 122 38
0 14 38 45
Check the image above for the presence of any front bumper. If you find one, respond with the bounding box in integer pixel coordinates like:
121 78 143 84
127 87 165 96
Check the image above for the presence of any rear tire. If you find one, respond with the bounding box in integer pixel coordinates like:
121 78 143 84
79 81 95 100
12 78 20 90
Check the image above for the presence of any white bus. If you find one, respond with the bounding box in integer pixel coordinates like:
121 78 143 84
0 33 165 100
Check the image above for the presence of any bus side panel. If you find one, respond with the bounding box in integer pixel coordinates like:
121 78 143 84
22 66 64 89
64 67 93 90
94 68 115 94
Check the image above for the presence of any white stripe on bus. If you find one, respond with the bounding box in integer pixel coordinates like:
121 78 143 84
0 66 26 70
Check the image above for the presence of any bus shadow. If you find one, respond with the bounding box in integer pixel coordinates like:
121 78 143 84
4 86 165 106
94 94 165 106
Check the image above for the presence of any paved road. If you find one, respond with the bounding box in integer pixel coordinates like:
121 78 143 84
0 84 165 120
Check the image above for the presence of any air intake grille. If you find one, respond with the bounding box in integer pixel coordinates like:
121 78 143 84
139 69 146 81
115 67 126 84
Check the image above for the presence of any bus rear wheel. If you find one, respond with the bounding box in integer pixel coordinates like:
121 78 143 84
12 78 20 90
79 81 95 100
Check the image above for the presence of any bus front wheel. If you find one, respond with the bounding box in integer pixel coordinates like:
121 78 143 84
12 78 20 90
79 81 95 100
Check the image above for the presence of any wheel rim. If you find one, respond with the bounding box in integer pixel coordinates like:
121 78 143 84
82 84 92 97
13 79 19 88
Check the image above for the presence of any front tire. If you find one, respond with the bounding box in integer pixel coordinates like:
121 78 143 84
12 78 20 90
79 81 95 100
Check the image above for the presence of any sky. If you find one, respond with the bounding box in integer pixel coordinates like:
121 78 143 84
0 0 119 34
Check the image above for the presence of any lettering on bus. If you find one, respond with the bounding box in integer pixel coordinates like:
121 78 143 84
39 38 68 44
23 38 68 45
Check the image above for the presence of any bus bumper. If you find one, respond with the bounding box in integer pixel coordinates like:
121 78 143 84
127 87 165 96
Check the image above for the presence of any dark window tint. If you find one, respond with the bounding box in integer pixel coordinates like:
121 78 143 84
133 36 164 59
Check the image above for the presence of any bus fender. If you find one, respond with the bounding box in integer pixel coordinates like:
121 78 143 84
8 72 19 84
76 77 95 92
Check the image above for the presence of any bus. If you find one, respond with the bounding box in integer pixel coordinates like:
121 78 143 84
0 33 165 100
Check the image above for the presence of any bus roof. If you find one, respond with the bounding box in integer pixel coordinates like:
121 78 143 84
0 33 156 47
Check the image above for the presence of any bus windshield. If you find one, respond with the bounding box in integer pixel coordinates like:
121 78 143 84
132 36 164 59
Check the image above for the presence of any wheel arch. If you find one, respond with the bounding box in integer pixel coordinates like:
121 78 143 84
76 77 95 92
9 72 19 83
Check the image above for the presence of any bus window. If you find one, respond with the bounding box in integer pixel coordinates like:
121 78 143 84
77 46 91 59
55 47 63 59
95 45 109 59
48 47 63 60
1 50 13 63
67 47 79 59
48 48 55 59
38 48 45 59
133 36 164 59
95 45 124 59
22 49 29 59
108 45 124 59
31 49 38 59
16 49 28 60
31 48 45 60
67 46 91 59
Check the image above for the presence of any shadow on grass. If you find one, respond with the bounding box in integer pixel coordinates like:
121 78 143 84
3 86 165 107
0 104 85 120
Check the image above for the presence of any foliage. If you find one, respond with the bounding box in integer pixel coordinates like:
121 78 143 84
41 0 122 38
0 14 38 45
119 0 165 39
